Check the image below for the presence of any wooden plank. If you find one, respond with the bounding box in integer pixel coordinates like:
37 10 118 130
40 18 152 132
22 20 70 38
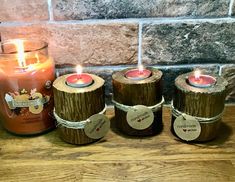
0 108 234 161
232 160 235 167
0 106 235 181
0 161 234 182
0 107 235 160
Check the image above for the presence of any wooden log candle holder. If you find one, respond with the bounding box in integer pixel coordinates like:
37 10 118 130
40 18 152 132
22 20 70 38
112 67 163 136
171 71 228 142
53 73 110 145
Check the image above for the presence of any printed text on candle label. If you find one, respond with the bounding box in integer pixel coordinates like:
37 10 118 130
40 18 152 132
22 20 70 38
84 114 110 139
4 89 50 115
173 115 201 141
89 119 105 133
126 105 154 130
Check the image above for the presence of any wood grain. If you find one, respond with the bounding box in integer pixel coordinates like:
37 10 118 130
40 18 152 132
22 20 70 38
172 72 228 142
112 67 163 136
1 161 235 182
174 72 228 117
0 105 235 181
53 74 105 145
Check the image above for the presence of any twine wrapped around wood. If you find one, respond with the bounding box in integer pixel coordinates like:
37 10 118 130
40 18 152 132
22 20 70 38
53 105 107 129
112 96 164 112
171 71 228 142
112 67 163 136
53 73 105 145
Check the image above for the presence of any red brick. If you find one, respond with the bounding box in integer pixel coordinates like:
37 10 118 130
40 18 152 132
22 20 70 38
0 0 49 22
0 22 138 65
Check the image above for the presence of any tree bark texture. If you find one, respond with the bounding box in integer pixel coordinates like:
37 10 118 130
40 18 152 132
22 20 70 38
53 74 105 145
112 67 163 136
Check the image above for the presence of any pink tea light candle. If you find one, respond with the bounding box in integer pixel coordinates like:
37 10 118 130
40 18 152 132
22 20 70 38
188 70 216 88
125 64 151 80
66 65 93 88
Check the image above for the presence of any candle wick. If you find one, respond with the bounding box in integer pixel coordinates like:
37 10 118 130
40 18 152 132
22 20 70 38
195 76 200 81
138 64 144 75
139 70 144 75
76 65 83 80
77 74 82 80
194 70 201 81
15 39 27 68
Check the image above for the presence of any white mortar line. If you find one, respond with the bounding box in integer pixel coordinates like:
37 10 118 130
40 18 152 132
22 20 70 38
229 0 235 16
47 0 54 21
219 65 223 76
1 17 235 27
138 22 143 66
48 17 235 25
56 63 223 71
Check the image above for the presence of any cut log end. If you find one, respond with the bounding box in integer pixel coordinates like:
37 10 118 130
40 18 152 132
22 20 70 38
172 71 228 142
112 67 163 136
53 74 105 145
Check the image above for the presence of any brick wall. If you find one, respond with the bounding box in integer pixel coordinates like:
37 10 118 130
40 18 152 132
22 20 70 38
0 0 235 104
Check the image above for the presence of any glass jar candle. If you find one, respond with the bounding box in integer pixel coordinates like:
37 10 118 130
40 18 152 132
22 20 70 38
0 39 55 135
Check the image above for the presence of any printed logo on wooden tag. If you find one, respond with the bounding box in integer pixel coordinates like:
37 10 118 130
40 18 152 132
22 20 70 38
84 114 110 139
173 114 201 141
126 105 154 130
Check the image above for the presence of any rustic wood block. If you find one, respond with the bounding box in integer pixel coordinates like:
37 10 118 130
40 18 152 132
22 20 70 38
171 71 228 142
53 74 105 145
112 67 163 136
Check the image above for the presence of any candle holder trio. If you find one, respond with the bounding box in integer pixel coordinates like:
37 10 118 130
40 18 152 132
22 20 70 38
0 39 228 145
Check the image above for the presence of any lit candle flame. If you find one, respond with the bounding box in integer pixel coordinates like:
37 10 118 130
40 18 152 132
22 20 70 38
35 53 40 64
194 70 201 80
14 39 26 68
138 64 144 74
27 65 36 72
76 65 83 76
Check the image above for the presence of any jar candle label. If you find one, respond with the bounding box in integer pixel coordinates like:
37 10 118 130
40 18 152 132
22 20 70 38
173 114 201 141
84 114 110 139
4 89 50 115
126 105 154 130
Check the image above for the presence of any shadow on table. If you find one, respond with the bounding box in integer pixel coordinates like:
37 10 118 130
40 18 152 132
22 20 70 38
109 115 164 140
200 122 233 146
42 128 109 148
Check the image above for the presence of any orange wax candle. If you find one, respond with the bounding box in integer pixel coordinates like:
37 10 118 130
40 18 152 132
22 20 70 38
0 39 55 135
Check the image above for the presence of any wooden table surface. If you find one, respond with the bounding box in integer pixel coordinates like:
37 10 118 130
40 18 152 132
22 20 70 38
0 106 235 182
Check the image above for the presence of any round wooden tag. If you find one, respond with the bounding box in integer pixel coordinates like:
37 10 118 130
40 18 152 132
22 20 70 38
84 114 110 139
173 114 201 141
126 105 154 130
